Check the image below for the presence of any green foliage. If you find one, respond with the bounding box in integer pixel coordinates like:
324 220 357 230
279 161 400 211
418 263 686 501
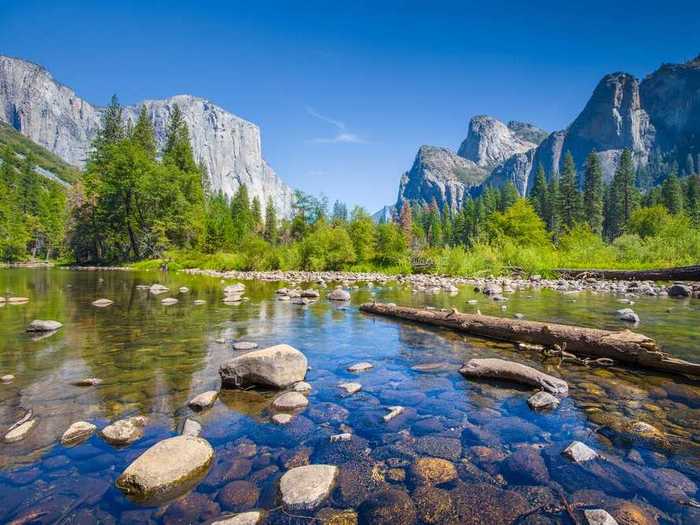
300 224 356 271
559 151 581 230
627 206 672 238
582 152 604 235
485 199 551 247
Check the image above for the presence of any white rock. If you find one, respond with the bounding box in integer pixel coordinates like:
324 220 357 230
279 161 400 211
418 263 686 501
219 344 308 389
92 298 113 307
584 509 619 525
330 433 352 443
179 287 190 294
272 413 293 425
279 465 338 510
383 406 405 422
71 377 102 386
149 284 169 295
161 297 178 305
528 391 560 410
188 390 219 410
8 297 29 304
61 421 96 446
116 435 214 503
233 341 258 351
338 382 362 395
293 381 312 394
2 374 15 383
562 441 599 463
211 512 264 525
193 299 206 305
4 418 37 443
347 362 373 373
101 416 148 446
26 320 63 332
272 391 309 411
182 418 202 437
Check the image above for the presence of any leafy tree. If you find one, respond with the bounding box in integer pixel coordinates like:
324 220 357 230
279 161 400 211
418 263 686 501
203 192 235 252
375 223 407 265
627 206 672 238
348 207 376 263
485 199 550 247
582 151 604 235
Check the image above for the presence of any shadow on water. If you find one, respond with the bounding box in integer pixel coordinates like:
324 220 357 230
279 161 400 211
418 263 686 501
0 268 698 524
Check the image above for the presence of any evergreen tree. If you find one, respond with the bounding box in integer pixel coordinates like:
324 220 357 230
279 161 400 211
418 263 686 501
426 200 443 247
662 171 684 214
331 200 348 223
230 184 252 242
545 174 561 236
499 182 519 211
132 106 157 159
686 153 696 176
607 149 638 238
163 105 198 173
582 151 604 235
264 198 278 243
686 175 700 226
559 151 581 230
251 196 262 233
398 200 412 245
441 205 453 246
530 164 548 220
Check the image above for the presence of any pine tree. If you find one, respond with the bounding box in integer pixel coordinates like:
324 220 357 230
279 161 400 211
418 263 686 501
251 196 262 233
441 205 453 246
331 200 348 223
163 105 197 173
686 153 696 176
264 197 278 243
582 151 604 235
132 106 157 159
559 151 581 230
606 149 638 239
662 171 684 214
530 164 548 220
398 200 412 245
545 174 561 236
499 182 518 211
230 184 252 242
686 175 700 226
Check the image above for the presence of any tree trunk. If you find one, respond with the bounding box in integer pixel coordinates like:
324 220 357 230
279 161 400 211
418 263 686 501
554 265 700 281
360 302 700 377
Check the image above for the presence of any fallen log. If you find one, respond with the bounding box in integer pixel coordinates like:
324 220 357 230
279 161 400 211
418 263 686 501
554 265 700 281
460 358 569 395
360 302 700 377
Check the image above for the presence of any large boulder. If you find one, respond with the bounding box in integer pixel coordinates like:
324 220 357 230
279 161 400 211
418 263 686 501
116 435 214 504
219 344 308 389
279 464 338 510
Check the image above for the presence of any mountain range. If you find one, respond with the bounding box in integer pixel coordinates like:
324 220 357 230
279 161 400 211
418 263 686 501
385 54 700 218
0 55 294 216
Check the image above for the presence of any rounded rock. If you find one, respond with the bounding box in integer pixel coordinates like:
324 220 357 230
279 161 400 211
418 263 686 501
272 391 309 411
410 457 458 485
61 421 97 446
219 344 308 389
26 320 63 332
280 464 338 511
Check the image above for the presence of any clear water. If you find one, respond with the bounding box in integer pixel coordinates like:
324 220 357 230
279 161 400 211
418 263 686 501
0 269 698 524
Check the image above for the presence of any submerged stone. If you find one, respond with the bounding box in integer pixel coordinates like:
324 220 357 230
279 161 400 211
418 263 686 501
280 464 338 511
563 441 599 463
357 488 417 525
4 418 37 443
528 391 560 410
211 512 265 525
61 421 97 446
92 298 113 307
272 391 309 410
409 457 458 485
584 509 619 525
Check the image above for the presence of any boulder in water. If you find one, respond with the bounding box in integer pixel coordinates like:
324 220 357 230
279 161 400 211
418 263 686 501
61 421 97 446
219 344 308 389
279 464 338 510
26 320 63 332
188 390 219 411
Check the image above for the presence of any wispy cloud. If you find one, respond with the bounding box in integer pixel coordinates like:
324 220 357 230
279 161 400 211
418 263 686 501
305 106 368 144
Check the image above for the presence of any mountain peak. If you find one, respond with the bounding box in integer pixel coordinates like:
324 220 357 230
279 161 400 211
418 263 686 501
457 115 540 169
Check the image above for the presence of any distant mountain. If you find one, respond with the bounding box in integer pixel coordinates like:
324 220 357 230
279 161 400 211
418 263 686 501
0 55 294 216
389 54 700 212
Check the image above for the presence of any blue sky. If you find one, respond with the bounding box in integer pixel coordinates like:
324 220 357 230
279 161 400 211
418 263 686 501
2 1 699 212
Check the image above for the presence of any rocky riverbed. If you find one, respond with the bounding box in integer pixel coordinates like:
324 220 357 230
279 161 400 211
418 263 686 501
0 268 698 524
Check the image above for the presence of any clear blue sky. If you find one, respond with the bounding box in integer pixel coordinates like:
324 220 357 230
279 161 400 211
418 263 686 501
2 1 699 212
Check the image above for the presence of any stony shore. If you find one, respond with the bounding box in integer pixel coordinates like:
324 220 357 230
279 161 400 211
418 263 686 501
181 268 700 299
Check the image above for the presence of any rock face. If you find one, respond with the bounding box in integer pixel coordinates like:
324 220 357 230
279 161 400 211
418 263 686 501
396 146 488 212
458 115 542 169
116 435 214 504
0 55 294 216
219 344 308 389
393 55 700 207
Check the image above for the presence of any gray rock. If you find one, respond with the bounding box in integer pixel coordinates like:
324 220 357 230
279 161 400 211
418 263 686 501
458 115 540 170
272 391 309 411
584 509 619 525
233 341 258 351
70 377 102 386
562 441 599 463
178 287 190 293
271 413 293 425
293 381 312 394
182 418 202 437
149 284 169 295
328 288 351 301
219 344 308 389
616 308 640 323
279 464 338 510
116 435 214 504
61 421 96 446
161 297 178 305
338 382 362 395
188 390 219 410
194 299 207 305
26 319 62 332
528 391 560 410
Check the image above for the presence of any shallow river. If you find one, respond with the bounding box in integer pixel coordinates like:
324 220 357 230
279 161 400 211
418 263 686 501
0 268 699 524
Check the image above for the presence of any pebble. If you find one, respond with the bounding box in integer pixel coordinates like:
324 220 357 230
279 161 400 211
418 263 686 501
182 418 202 437
272 414 293 425
338 382 362 395
70 377 103 386
383 406 404 422
2 374 15 383
211 512 265 525
161 297 178 305
528 391 560 410
293 381 312 394
26 319 63 332
194 299 206 305
562 441 599 463
101 416 147 446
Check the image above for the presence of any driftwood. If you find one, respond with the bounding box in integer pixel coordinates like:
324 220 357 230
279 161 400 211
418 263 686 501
555 265 700 281
360 302 700 377
460 358 569 395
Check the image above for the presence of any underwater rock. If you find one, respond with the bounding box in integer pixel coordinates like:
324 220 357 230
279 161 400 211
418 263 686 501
61 421 97 446
562 441 599 463
502 447 550 485
272 391 309 411
101 416 148 446
4 418 37 443
211 512 265 525
412 485 458 525
528 391 560 410
409 457 458 485
357 488 417 525
233 342 259 351
584 509 619 525
279 464 338 511
347 362 374 373
217 480 259 512
338 382 362 395
328 288 351 301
